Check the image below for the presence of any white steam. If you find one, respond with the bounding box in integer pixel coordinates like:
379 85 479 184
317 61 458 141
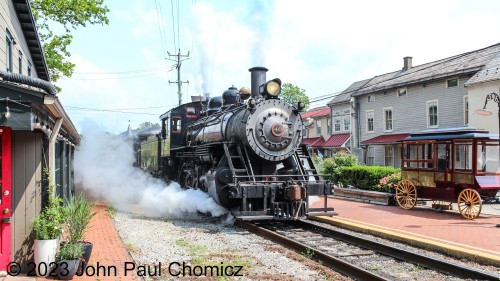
74 121 228 218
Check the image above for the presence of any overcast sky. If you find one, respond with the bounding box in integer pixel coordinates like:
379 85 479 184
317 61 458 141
56 0 500 134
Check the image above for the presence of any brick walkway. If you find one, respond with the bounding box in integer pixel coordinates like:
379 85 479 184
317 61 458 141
3 203 139 281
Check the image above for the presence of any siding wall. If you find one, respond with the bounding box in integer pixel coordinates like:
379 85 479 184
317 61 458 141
0 0 38 76
12 131 43 268
467 80 500 134
306 115 330 138
358 76 469 143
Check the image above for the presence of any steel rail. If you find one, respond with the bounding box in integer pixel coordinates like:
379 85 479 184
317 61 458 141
236 220 390 281
293 220 500 280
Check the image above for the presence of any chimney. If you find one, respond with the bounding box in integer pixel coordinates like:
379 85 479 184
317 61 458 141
403 56 412 71
249 66 268 99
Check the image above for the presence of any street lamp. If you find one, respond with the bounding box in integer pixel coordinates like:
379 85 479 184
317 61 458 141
475 92 500 172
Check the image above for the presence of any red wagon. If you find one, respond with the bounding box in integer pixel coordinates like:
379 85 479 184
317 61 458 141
396 128 500 219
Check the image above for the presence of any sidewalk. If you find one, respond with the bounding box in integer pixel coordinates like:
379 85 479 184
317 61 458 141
4 203 139 281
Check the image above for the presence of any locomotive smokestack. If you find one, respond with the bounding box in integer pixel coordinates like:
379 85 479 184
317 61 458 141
249 66 268 99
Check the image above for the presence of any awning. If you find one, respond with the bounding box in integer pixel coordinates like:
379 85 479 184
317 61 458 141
301 107 331 119
302 137 324 147
361 133 410 145
323 133 350 147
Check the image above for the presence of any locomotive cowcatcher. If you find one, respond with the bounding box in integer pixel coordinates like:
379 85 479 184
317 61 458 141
137 67 334 219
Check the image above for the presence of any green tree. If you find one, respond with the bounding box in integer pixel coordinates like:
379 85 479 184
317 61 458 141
30 0 110 83
280 83 310 111
135 122 160 132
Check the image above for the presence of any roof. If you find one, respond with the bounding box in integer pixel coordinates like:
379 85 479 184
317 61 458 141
12 0 50 81
301 107 331 119
323 133 350 147
465 51 500 86
302 137 324 147
361 133 411 145
327 78 371 105
405 127 498 141
353 43 500 96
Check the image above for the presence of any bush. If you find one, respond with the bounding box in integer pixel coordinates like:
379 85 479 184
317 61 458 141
333 166 401 191
32 190 65 240
64 194 96 243
58 242 84 260
376 171 402 193
322 154 358 182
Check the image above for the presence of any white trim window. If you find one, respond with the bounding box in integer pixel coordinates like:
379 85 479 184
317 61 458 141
446 77 459 88
366 109 374 133
427 100 439 128
367 146 375 165
333 110 341 132
368 95 375 102
343 109 350 131
397 87 407 97
316 120 321 135
6 29 13 72
383 107 393 132
464 95 469 126
385 146 394 167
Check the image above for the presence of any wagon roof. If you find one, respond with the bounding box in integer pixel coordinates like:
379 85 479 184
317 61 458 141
405 127 498 141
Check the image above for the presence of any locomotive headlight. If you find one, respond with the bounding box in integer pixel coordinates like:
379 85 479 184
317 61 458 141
260 78 282 98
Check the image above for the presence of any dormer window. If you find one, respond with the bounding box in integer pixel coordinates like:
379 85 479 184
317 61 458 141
368 95 375 102
446 78 458 88
397 88 407 97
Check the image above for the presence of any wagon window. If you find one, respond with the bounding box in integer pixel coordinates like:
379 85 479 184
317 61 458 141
454 142 472 172
419 143 433 168
477 141 500 173
404 143 418 168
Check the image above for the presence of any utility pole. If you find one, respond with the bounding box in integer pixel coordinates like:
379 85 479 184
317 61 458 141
167 49 190 105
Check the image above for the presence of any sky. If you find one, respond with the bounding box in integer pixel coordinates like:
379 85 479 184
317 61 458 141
55 0 500 134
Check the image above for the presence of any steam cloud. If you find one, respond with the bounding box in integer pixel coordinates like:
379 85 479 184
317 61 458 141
74 121 228 218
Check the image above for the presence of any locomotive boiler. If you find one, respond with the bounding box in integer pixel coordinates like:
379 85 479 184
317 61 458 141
138 67 334 219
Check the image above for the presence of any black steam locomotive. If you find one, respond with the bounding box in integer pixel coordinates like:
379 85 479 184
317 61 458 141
136 67 334 219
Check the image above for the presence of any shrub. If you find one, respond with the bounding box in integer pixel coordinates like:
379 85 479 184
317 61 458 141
58 243 84 261
64 194 96 243
375 171 402 193
333 166 401 191
32 189 65 240
322 154 358 182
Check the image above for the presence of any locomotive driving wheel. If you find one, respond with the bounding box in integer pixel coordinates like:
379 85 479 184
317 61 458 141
395 179 417 209
457 188 482 220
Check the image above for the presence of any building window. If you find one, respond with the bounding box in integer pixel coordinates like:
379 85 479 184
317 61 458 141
397 88 407 97
6 29 13 72
464 96 469 125
385 146 394 166
343 109 351 131
327 118 332 134
446 78 458 88
18 51 23 74
383 107 393 131
367 146 374 165
28 60 32 76
316 120 321 135
368 95 375 102
427 100 438 128
333 110 341 132
366 109 374 133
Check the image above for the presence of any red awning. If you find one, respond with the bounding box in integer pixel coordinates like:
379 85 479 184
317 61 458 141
302 137 324 147
301 107 331 119
361 133 410 145
323 133 351 147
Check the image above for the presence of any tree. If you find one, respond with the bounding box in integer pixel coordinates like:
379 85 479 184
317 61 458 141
30 0 110 83
280 83 310 112
135 122 160 132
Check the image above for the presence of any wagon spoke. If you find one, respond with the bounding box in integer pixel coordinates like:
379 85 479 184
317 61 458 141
457 189 482 220
396 180 417 210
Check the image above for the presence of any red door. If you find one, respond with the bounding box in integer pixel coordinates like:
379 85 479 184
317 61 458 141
0 127 12 270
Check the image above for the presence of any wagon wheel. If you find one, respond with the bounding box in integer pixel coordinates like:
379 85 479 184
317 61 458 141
457 189 482 220
395 180 417 209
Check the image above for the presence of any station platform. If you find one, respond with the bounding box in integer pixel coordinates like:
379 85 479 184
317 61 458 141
310 197 500 266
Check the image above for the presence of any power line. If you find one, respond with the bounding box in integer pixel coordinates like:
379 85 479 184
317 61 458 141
170 0 177 51
154 0 167 61
72 66 170 75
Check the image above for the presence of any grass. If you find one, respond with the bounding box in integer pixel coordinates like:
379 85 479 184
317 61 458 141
107 204 117 217
302 248 315 259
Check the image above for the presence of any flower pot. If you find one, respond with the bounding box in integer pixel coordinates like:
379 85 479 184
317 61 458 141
56 259 80 280
77 241 93 275
34 239 58 277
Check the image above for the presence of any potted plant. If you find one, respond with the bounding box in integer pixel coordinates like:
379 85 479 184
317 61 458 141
32 190 65 277
63 193 96 274
56 242 84 280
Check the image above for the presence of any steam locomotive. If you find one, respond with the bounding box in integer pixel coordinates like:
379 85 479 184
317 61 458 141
135 67 334 219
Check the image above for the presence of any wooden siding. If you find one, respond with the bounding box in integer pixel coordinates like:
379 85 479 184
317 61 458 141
12 131 43 268
0 0 38 77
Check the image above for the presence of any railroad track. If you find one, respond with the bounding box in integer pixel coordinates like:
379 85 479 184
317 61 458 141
236 219 500 280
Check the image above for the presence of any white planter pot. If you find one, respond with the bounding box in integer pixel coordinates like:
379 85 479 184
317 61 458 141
34 239 58 277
